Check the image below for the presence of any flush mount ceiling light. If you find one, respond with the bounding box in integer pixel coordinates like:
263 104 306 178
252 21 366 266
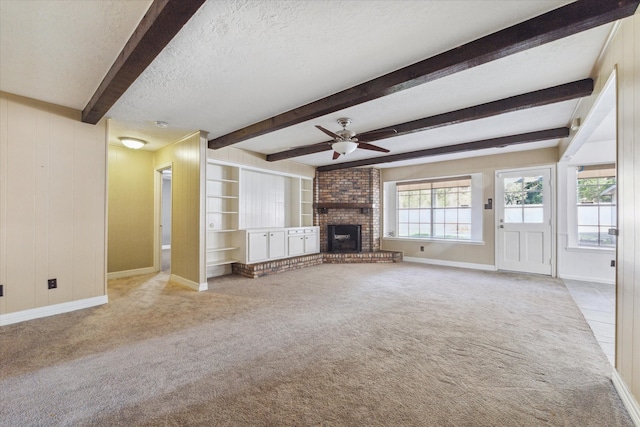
119 137 147 150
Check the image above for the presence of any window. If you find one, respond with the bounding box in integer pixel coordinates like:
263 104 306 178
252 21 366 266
502 175 544 223
395 176 474 240
576 165 616 248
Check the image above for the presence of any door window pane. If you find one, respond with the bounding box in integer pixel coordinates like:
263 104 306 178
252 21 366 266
523 207 543 223
504 207 522 223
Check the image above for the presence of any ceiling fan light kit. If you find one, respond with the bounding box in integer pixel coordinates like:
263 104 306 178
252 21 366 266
314 118 394 159
331 140 358 155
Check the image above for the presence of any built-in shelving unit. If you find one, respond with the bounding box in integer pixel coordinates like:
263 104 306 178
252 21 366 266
300 178 313 226
205 161 315 277
206 162 240 277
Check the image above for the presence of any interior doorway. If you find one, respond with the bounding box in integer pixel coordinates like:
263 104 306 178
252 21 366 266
157 165 172 273
560 70 617 366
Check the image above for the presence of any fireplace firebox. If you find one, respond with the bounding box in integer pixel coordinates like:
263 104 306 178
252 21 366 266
328 224 362 253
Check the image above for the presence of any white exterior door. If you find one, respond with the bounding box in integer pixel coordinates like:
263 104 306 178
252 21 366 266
496 168 552 275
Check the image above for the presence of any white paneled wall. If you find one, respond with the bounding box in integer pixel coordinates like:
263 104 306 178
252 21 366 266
240 170 286 229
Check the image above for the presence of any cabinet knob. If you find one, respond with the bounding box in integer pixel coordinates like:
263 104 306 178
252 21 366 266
263 234 267 236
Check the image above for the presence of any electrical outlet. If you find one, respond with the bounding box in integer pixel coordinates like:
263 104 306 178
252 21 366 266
420 246 424 252
47 278 57 289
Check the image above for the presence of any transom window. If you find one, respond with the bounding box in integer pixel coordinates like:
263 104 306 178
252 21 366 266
576 165 616 247
397 177 472 240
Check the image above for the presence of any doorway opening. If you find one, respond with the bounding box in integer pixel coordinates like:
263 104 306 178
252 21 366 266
157 165 172 273
560 70 617 366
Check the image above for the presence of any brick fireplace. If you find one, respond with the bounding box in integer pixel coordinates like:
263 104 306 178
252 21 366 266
314 168 381 253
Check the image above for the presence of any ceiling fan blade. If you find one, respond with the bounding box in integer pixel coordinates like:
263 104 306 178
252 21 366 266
357 142 390 153
357 128 397 142
332 151 341 160
315 125 342 140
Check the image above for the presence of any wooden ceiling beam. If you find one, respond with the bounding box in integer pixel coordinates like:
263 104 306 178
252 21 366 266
266 78 593 162
315 128 570 172
209 0 638 149
82 0 206 124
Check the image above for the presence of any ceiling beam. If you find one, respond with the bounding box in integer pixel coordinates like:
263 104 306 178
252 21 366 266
315 127 570 172
82 0 206 124
209 0 638 149
266 78 593 162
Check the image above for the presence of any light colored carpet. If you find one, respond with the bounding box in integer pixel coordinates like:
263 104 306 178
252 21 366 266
0 263 632 426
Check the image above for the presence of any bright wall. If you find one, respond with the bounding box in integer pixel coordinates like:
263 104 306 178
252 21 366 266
563 11 640 410
381 148 558 267
0 92 107 318
107 145 155 273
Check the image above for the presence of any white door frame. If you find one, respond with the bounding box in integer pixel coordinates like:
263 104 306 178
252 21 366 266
495 164 556 276
154 162 173 272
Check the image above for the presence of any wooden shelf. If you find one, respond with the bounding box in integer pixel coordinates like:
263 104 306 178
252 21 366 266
207 247 238 252
207 178 238 183
207 195 238 199
207 259 238 267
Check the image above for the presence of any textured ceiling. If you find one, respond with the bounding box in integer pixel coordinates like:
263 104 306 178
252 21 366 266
0 0 618 168
0 0 152 109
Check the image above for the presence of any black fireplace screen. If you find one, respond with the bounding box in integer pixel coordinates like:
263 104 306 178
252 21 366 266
328 224 362 252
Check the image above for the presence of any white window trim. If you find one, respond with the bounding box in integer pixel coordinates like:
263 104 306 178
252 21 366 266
567 165 616 249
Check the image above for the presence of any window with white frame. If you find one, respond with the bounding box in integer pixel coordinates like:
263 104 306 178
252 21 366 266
576 165 616 248
384 174 483 242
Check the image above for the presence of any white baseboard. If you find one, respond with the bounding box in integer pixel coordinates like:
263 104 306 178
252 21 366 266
612 368 640 426
0 295 108 326
170 274 208 291
107 267 156 280
404 257 497 271
559 273 615 285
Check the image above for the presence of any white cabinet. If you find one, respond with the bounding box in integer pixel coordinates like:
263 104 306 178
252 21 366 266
288 231 305 256
246 230 287 262
238 227 319 264
269 230 286 258
248 231 269 262
287 227 318 256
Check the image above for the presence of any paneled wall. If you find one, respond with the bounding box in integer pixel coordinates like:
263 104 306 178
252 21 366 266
0 92 107 317
381 148 558 267
107 146 154 273
154 132 204 287
561 11 640 409
240 169 286 228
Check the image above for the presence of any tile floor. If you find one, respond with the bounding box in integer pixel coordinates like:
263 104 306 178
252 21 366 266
563 279 616 365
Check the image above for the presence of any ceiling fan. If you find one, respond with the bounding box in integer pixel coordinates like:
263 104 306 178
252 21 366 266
315 118 397 160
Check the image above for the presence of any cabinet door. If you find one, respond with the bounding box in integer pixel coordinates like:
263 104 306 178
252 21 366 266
288 235 305 256
269 231 286 259
304 232 318 254
248 232 268 262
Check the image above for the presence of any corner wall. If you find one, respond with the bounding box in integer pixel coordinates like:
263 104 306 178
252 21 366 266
154 132 204 287
581 11 639 416
380 148 558 267
0 92 107 323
